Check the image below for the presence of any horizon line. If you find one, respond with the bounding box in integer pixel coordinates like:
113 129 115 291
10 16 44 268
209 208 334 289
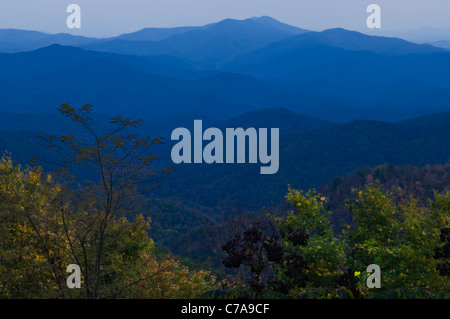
0 15 445 40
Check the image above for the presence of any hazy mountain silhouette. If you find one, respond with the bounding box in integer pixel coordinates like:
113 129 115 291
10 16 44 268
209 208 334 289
0 45 280 117
295 28 442 54
2 17 449 269
156 111 450 209
0 44 101 78
224 28 445 78
116 26 201 42
0 29 98 53
82 17 309 67
1 18 450 122
431 40 450 50
1 41 450 121
390 27 450 43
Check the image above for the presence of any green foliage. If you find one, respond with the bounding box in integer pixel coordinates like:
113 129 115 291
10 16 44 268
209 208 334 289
0 153 61 298
0 152 217 299
344 184 449 297
222 184 449 299
281 188 344 289
0 103 216 299
319 163 450 230
1 104 448 299
136 257 217 299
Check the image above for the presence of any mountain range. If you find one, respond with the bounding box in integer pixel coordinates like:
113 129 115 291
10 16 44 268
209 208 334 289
1 16 449 268
1 16 450 209
83 16 309 67
1 17 450 122
1 106 449 264
431 40 450 50
0 107 449 210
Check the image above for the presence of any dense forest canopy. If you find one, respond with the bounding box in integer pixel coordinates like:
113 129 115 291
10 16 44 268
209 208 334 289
0 105 448 299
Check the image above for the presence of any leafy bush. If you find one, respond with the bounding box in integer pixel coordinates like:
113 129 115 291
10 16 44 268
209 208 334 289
222 184 450 298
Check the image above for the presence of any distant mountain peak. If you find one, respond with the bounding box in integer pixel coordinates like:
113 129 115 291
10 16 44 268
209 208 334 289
32 43 86 54
266 27 447 55
249 15 273 20
220 107 335 133
248 16 283 23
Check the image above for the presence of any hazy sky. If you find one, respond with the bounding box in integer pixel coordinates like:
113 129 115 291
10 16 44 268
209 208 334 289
0 0 449 37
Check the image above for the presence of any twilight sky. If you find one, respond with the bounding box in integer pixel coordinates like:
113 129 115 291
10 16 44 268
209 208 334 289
0 0 449 37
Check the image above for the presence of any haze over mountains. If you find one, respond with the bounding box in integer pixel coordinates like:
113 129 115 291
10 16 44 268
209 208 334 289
1 16 450 198
1 16 450 263
1 16 450 122
83 16 309 66
387 26 450 44
1 17 450 123
0 29 98 53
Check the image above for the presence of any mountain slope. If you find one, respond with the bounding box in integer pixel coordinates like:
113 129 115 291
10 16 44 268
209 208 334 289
2 41 450 122
0 29 98 53
83 17 309 66
156 112 450 209
0 43 209 80
2 23 450 122
0 45 284 118
116 26 201 42
0 44 101 79
223 28 446 79
288 28 443 54
219 28 450 120
1 111 450 264
218 108 335 133
430 40 450 50
0 110 449 221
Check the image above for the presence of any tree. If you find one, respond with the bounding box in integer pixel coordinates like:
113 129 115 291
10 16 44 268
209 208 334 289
221 188 344 298
0 104 217 299
0 151 163 298
222 184 449 298
345 184 449 298
40 103 173 298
